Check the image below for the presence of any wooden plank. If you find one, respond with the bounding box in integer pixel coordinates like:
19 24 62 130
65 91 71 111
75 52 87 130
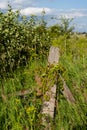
60 74 75 104
42 46 60 128
48 46 60 64
42 84 56 118
1 89 33 102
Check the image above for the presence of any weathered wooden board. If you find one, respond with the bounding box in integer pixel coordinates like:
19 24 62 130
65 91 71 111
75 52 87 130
60 75 75 104
42 46 60 127
48 46 60 64
42 84 56 118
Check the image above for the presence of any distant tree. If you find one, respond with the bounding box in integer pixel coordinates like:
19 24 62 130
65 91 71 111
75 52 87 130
48 17 74 40
60 17 74 38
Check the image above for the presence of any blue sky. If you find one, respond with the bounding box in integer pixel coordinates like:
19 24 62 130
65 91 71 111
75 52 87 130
0 0 87 32
38 0 87 9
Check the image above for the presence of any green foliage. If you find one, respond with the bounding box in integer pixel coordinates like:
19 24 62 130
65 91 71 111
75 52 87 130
0 60 46 130
60 17 74 36
0 8 29 78
41 63 65 99
54 34 87 130
49 17 74 40
0 6 50 80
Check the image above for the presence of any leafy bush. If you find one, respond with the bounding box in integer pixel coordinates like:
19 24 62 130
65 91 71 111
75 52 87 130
0 6 51 80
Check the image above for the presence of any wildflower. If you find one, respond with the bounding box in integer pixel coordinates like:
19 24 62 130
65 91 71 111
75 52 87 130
15 98 20 104
25 106 36 115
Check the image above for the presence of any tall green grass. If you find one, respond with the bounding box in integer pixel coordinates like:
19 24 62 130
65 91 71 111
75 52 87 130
53 35 87 130
0 59 47 130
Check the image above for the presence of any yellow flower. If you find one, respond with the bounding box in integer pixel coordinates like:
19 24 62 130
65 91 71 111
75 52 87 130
15 98 20 104
25 106 36 115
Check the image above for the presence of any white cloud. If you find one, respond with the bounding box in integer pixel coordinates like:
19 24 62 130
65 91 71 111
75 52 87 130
12 0 36 9
13 0 24 4
74 22 87 32
18 7 87 19
0 1 8 9
55 9 87 19
20 7 53 15
60 12 87 19
70 9 87 12
0 0 37 9
77 23 86 29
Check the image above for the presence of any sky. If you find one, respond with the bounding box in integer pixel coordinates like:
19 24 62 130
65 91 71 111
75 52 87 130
0 0 87 32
